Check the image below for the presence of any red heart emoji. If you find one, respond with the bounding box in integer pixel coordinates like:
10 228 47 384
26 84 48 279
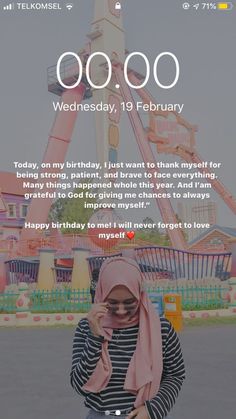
126 231 135 240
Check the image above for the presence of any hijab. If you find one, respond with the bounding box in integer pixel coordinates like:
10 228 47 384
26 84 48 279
82 257 163 408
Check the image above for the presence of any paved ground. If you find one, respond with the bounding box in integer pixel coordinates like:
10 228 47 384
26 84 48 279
0 324 235 419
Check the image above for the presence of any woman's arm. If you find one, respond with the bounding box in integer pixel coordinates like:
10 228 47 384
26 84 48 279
145 318 186 419
70 318 104 396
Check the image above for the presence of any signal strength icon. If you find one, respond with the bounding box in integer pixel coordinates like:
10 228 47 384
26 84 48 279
66 3 73 10
3 3 14 10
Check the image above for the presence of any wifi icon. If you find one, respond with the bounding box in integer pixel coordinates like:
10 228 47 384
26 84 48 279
66 3 73 10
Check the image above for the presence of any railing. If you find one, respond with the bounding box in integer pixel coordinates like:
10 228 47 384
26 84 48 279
135 246 231 281
0 285 229 313
53 267 72 283
5 260 39 285
30 289 91 312
87 253 122 273
87 247 231 281
0 289 91 313
145 284 229 310
3 246 232 289
4 261 73 285
47 55 81 88
87 253 122 296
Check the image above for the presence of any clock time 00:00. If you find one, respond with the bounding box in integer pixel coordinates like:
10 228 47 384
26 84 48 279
56 51 180 90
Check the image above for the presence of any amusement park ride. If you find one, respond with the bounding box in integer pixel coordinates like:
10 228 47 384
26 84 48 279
19 0 236 251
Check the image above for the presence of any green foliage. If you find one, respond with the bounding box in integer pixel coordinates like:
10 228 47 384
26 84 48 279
175 213 189 242
0 293 18 313
49 186 96 233
0 285 229 314
184 317 236 327
30 289 91 313
135 217 171 246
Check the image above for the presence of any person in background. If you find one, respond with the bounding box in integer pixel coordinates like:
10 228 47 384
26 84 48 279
70 257 185 418
90 268 100 303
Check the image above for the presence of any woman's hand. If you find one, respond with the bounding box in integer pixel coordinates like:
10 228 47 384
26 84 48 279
126 405 149 419
87 303 108 337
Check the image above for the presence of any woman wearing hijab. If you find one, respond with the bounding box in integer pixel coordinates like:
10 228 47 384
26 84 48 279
70 257 185 419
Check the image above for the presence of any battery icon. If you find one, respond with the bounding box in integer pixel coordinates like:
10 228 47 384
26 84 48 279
217 2 233 9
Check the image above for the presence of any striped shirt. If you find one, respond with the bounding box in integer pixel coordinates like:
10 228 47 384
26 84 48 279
70 317 185 419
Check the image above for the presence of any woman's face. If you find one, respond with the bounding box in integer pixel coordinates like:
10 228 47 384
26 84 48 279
105 285 139 323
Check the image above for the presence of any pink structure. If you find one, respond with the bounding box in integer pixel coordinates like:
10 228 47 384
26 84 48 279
230 240 236 278
114 65 186 249
19 0 236 251
0 252 7 293
0 172 29 243
20 86 86 242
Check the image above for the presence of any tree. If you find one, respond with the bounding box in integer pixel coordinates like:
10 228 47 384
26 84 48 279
135 217 170 246
48 186 96 233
